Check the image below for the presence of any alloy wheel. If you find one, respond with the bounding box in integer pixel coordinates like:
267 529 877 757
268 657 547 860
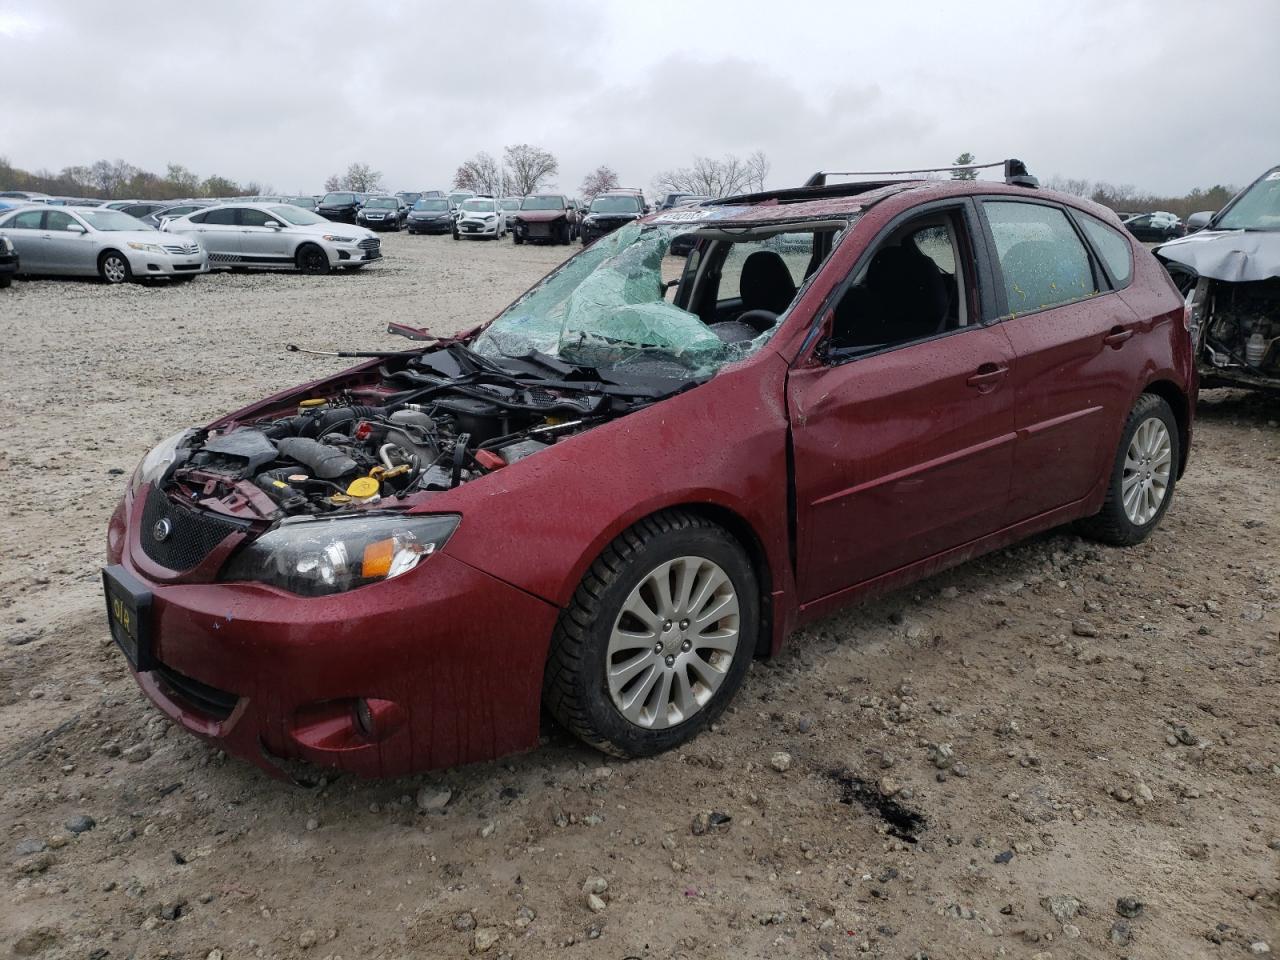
1121 417 1172 526
102 256 128 283
606 556 740 730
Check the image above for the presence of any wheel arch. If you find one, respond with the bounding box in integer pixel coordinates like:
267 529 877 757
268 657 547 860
1141 378 1191 478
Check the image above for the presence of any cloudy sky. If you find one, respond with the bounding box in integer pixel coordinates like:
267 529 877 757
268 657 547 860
2 0 1276 197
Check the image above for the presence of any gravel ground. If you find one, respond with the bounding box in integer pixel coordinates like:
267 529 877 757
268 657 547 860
1 232 1277 959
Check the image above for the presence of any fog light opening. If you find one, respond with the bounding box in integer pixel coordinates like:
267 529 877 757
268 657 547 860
354 698 376 737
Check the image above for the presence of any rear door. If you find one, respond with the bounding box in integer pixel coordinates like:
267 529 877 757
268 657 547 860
1 209 49 271
789 201 1019 602
978 199 1140 521
186 207 241 263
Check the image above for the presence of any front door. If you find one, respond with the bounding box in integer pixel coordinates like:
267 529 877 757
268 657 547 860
1 209 48 271
238 208 292 265
42 210 97 274
789 205 1019 603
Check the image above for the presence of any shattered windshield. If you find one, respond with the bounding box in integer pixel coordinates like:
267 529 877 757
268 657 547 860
1216 170 1280 231
472 219 844 380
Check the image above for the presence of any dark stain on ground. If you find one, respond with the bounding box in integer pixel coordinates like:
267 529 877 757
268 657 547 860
829 768 927 843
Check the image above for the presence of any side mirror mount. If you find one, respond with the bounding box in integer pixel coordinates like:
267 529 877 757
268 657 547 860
1186 210 1216 232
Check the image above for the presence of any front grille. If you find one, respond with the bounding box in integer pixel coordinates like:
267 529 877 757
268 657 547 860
358 238 380 251
162 243 200 256
154 662 239 721
139 486 248 571
527 223 551 237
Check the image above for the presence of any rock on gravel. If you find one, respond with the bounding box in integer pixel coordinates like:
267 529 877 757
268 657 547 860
770 751 792 772
416 785 451 812
65 814 95 834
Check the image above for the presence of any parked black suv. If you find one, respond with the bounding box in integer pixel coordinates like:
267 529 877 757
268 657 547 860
318 192 363 223
580 190 646 245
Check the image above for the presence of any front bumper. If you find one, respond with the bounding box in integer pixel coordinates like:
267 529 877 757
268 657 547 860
358 217 399 231
325 237 382 265
319 209 357 224
457 219 500 237
407 217 453 234
125 249 209 276
106 492 558 778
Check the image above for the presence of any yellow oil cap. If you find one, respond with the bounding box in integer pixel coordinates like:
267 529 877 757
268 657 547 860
347 476 380 499
299 398 327 409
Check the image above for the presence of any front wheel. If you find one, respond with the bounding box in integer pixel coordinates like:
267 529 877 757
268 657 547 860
296 244 330 275
1080 393 1179 546
543 510 758 758
512 232 523 245
557 221 571 245
99 251 132 284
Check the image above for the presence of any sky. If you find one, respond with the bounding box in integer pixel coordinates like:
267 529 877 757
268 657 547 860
2 0 1277 198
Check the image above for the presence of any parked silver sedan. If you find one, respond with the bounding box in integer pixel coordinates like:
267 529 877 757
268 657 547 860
162 202 382 273
0 206 207 284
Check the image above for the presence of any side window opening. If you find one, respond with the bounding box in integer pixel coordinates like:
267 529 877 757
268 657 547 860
983 200 1099 316
828 210 971 355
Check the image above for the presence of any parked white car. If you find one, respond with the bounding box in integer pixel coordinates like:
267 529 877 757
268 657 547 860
0 205 207 284
452 196 506 240
162 202 382 273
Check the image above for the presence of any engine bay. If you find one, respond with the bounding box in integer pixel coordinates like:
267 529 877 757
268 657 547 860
1195 278 1280 384
152 343 683 521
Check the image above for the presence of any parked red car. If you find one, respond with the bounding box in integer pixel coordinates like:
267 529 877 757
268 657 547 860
104 161 1196 779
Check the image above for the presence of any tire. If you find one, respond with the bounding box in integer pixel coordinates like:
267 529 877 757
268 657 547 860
0 275 10 289
452 228 460 241
543 509 759 758
1079 393 1179 546
296 244 330 275
513 233 524 245
557 221 571 245
98 250 131 284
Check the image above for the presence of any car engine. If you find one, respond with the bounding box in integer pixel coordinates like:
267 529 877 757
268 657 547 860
1196 279 1280 378
152 344 669 520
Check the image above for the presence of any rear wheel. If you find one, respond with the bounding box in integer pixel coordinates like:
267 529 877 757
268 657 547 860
0 275 11 289
543 510 758 758
1080 393 1179 546
296 244 330 275
98 251 131 284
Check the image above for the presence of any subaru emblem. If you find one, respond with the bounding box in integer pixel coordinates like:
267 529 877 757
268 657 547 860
152 518 173 543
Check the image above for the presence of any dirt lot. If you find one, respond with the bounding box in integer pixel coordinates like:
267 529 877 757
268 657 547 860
1 233 1277 960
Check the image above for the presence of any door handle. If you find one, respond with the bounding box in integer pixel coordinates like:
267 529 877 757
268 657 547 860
1103 325 1134 348
966 362 1008 391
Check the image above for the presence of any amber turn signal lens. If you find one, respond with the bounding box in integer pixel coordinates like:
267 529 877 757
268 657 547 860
361 538 395 578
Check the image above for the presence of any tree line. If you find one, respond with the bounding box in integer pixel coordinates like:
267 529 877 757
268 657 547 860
3 149 1241 219
0 156 266 200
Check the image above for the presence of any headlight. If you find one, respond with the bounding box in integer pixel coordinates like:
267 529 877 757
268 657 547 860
129 428 196 496
127 241 165 254
0 237 11 253
323 234 356 243
221 513 460 597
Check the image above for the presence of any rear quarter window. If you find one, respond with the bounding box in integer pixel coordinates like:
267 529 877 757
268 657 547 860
1076 213 1133 287
984 201 1098 316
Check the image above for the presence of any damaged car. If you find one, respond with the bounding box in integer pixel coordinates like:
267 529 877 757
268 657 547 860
1156 164 1280 391
509 193 576 245
104 161 1195 779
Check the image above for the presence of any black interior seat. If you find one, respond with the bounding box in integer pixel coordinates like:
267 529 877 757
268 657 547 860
832 243 951 348
737 250 797 330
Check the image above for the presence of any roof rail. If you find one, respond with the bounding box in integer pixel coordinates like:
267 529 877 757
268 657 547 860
804 158 1038 189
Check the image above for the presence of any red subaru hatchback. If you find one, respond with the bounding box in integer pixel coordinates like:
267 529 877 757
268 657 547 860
105 162 1196 778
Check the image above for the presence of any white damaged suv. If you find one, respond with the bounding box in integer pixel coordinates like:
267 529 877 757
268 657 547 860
162 202 382 274
452 196 506 240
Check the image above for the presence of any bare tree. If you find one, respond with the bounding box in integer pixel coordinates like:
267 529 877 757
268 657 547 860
652 152 766 198
323 162 383 193
453 152 503 195
504 143 559 196
89 158 140 197
579 165 620 202
951 152 978 180
745 150 771 192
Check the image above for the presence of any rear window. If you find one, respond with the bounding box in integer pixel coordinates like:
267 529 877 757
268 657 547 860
1077 213 1133 287
198 207 239 226
983 201 1098 316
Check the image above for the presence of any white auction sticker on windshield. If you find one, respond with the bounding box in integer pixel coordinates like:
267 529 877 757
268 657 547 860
655 210 713 223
